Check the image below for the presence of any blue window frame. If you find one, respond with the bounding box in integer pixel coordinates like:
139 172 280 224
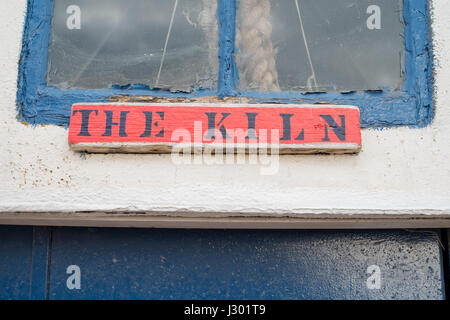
17 0 433 128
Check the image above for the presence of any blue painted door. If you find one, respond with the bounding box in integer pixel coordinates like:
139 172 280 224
0 227 33 299
0 226 446 299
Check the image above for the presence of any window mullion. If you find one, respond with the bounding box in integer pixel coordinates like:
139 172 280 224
217 0 238 98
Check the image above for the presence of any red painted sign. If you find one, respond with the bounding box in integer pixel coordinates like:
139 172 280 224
68 103 361 153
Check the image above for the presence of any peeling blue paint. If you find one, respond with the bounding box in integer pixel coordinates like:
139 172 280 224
404 0 434 125
217 0 238 98
16 0 433 128
234 0 434 129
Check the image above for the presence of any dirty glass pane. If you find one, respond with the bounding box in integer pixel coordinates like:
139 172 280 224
47 0 218 91
236 0 405 92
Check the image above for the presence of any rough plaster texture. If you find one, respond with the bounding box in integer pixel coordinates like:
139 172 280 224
0 0 449 225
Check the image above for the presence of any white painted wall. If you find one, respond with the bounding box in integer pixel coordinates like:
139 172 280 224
0 0 449 227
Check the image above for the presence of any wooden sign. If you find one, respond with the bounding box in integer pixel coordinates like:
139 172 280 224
68 103 361 154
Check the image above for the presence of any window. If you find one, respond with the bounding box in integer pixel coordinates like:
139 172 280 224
236 0 405 92
17 0 432 128
47 0 218 91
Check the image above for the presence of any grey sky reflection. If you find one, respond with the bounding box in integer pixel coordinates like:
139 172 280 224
237 0 405 92
47 0 218 90
48 0 405 93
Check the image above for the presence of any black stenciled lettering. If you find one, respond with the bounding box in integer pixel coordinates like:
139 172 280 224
279 113 293 141
280 113 304 141
204 112 231 140
320 115 346 141
102 110 130 137
140 111 165 138
245 112 258 140
72 109 98 136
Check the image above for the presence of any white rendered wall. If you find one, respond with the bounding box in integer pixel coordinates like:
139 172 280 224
0 0 449 227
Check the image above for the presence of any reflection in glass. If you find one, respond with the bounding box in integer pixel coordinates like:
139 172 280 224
236 0 405 92
47 0 218 91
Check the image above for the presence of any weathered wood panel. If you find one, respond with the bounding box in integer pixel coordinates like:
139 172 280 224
68 103 361 154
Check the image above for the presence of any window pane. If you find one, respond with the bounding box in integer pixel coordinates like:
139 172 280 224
47 0 218 91
236 0 405 92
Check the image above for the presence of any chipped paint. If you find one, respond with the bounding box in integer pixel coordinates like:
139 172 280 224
16 0 433 128
1 0 449 224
